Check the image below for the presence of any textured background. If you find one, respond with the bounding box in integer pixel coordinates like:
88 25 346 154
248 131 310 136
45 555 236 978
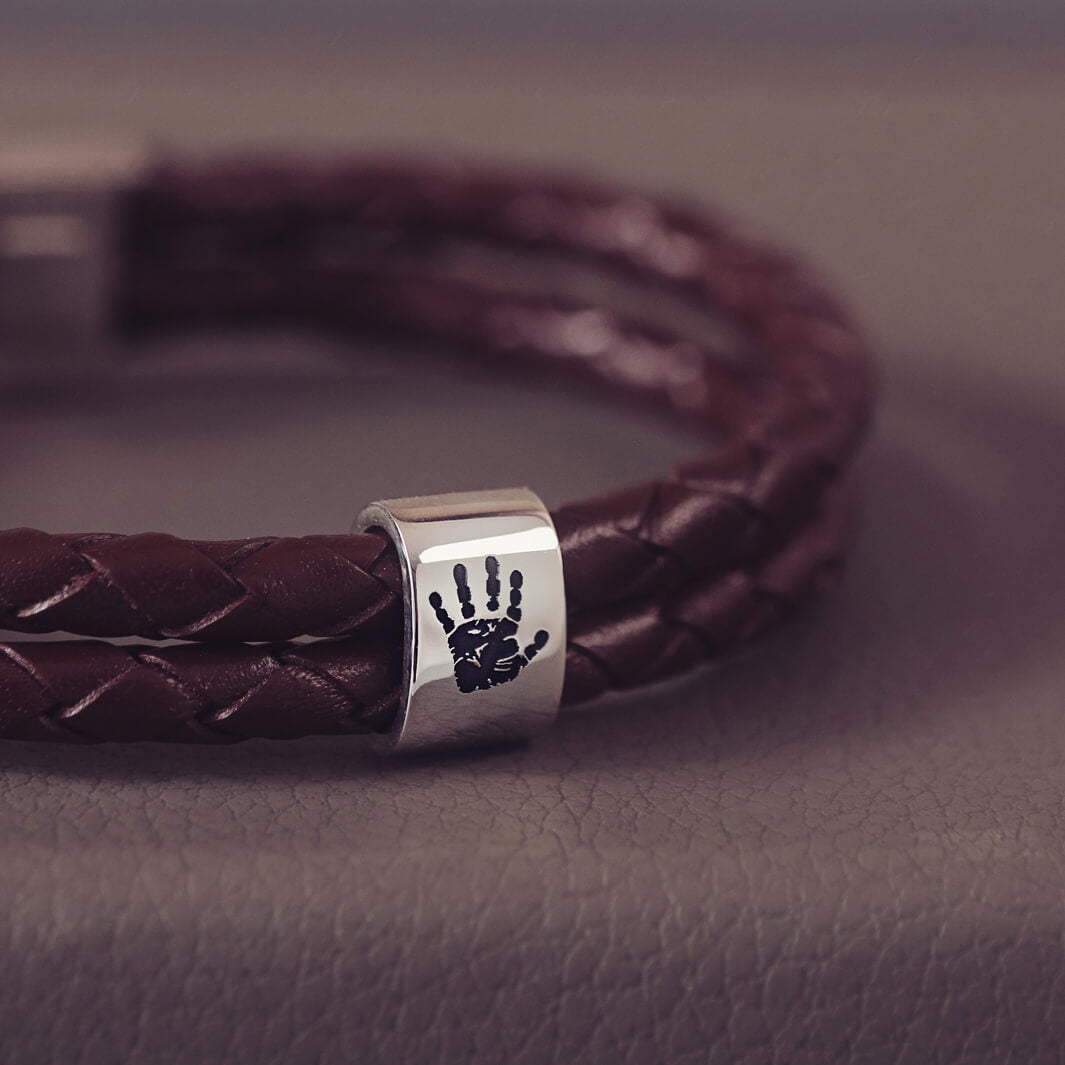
1 31 1064 1065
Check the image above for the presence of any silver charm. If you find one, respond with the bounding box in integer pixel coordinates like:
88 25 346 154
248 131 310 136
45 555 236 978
356 488 566 754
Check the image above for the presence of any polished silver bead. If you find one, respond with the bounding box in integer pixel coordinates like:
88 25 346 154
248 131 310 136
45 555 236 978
356 488 566 754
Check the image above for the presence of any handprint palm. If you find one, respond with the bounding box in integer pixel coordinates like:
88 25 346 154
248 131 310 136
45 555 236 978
429 556 549 694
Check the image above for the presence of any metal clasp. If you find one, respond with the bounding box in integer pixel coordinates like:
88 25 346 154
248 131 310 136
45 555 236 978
0 139 150 369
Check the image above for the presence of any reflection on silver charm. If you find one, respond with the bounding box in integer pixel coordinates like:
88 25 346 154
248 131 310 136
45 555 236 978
356 488 566 754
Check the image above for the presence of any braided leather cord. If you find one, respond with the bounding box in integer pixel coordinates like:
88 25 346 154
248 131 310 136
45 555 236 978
0 159 874 743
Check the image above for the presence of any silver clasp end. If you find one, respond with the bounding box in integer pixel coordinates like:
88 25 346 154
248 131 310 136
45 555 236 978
0 138 150 362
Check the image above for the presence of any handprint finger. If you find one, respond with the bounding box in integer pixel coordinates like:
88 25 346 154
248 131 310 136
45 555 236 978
453 563 475 619
507 569 523 621
428 591 454 633
523 630 549 660
485 556 501 611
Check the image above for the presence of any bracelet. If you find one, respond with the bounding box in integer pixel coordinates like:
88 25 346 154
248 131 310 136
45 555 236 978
0 144 874 752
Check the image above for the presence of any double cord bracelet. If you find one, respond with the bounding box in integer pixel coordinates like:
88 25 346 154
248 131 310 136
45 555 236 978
0 143 874 753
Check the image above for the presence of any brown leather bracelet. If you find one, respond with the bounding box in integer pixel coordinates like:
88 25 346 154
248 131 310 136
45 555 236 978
0 149 874 746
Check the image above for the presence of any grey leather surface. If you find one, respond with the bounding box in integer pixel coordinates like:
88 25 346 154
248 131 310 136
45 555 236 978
1 38 1064 1065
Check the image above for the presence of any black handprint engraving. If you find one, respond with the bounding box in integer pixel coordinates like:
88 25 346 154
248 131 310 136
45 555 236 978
429 556 550 694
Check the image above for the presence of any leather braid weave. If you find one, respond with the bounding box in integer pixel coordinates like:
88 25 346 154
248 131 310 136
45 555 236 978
0 529 402 642
0 158 874 743
0 484 849 743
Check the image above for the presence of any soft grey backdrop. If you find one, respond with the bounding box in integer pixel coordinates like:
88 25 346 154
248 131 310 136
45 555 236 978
1 29 1064 1065
3 0 1065 40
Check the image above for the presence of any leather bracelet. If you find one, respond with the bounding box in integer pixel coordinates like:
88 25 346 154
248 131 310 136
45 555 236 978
0 147 874 747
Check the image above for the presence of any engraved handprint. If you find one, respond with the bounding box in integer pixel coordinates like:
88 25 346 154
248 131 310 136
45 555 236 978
428 556 550 694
